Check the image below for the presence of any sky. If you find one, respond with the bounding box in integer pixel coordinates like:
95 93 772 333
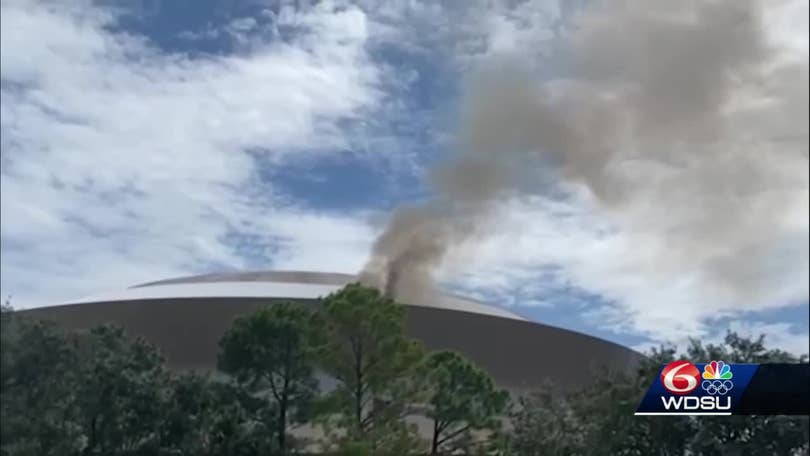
1 0 808 355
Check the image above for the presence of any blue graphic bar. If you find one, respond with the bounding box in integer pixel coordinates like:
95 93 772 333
636 361 809 416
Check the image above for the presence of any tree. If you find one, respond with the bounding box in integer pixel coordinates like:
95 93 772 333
424 351 509 455
1 318 173 456
1 315 176 455
569 347 695 456
317 283 427 453
507 332 810 456
72 325 170 455
218 302 324 455
1 314 83 456
681 334 810 456
2 312 294 456
509 384 587 456
162 371 277 455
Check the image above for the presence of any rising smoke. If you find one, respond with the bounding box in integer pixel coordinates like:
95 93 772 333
361 0 809 305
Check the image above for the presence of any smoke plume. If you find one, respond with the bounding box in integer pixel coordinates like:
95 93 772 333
361 0 809 306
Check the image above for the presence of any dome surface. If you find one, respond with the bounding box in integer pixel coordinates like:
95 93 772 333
69 270 527 322
23 270 643 392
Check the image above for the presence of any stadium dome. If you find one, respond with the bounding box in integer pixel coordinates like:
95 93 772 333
20 270 642 392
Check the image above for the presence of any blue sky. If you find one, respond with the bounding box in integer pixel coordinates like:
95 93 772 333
1 0 808 354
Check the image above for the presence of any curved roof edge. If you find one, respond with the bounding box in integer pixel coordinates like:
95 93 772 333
64 271 527 322
41 271 647 361
133 270 356 288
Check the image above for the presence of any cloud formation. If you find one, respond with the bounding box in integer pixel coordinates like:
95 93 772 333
1 0 806 354
1 0 379 304
362 0 808 345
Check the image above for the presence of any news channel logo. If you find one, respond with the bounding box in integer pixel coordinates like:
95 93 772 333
661 360 734 395
635 360 758 416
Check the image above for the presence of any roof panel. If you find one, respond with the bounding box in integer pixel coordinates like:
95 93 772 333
65 271 527 321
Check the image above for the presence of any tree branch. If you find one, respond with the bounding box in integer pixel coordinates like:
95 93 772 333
437 424 472 446
266 373 282 404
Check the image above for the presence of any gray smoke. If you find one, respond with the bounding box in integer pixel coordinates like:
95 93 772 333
361 0 809 305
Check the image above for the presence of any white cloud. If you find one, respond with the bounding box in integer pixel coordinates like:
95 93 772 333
630 320 810 357
484 0 559 56
763 0 809 58
442 188 808 350
724 321 809 357
1 0 807 360
1 0 380 306
356 0 561 69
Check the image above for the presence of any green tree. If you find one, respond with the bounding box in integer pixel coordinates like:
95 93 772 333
681 334 810 456
218 302 324 455
424 351 509 455
72 325 170 455
509 384 587 456
317 283 427 453
508 332 810 456
2 313 287 456
162 371 277 455
569 347 694 456
2 317 173 456
1 313 83 456
162 372 221 454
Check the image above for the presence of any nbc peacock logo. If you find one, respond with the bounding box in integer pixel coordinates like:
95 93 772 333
701 360 734 395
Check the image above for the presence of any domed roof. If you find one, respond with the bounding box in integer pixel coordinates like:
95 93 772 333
134 270 357 287
65 270 527 322
29 270 643 392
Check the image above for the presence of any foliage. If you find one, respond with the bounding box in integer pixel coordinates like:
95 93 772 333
424 350 509 455
3 286 806 456
1 314 83 456
218 302 324 454
681 334 810 456
508 332 810 456
317 283 427 453
162 371 278 455
0 314 279 456
71 325 170 455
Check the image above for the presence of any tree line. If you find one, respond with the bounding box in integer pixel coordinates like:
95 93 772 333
1 284 808 455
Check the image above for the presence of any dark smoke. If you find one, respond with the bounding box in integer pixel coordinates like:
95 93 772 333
362 0 809 305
